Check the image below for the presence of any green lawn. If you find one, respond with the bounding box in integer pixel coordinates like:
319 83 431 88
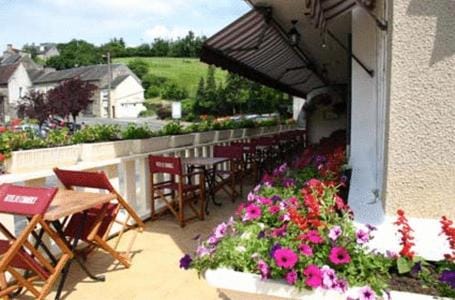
113 57 227 97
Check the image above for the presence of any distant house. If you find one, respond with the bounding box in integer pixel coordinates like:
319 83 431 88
0 62 33 123
0 44 42 70
31 64 145 118
36 43 60 60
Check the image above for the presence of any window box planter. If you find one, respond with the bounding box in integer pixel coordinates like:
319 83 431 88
230 128 244 139
131 136 170 154
80 140 132 162
215 130 231 142
245 128 262 138
168 134 195 148
263 125 279 134
194 131 216 145
204 268 447 300
4 145 81 173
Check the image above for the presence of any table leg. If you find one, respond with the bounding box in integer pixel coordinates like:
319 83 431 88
53 212 105 300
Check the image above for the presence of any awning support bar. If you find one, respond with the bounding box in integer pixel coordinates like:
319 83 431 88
327 31 374 78
354 0 388 31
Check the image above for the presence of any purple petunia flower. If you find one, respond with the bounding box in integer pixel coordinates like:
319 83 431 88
285 270 298 285
358 286 376 300
271 195 282 203
335 279 348 293
356 229 370 245
273 248 298 269
269 243 282 257
196 245 211 257
321 265 337 289
257 230 265 239
440 270 455 289
207 235 218 245
328 226 342 241
179 254 192 269
283 178 296 188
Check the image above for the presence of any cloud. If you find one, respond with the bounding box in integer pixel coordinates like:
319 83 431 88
144 25 190 40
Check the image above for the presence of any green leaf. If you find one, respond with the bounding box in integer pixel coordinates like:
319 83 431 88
397 257 413 274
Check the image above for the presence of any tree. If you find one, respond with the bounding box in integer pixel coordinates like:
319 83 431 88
47 78 97 123
22 43 39 59
100 38 126 58
127 58 149 80
46 39 103 70
194 77 205 114
160 83 188 101
17 91 51 128
151 38 170 57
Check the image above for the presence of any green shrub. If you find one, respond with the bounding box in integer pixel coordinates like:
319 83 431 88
45 128 72 147
145 86 161 98
72 124 120 143
160 83 188 100
160 121 184 136
121 123 153 140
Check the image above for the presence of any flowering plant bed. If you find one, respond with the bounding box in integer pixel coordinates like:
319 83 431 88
181 131 455 300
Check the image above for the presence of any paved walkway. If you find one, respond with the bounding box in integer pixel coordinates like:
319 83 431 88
38 185 284 300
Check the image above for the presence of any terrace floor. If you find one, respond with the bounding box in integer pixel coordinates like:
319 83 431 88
32 181 284 300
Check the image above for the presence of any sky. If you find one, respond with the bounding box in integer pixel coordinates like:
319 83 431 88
0 0 250 48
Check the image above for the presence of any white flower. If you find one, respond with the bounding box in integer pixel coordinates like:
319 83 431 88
235 246 246 253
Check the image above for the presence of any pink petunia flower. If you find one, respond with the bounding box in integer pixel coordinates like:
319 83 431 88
329 247 351 265
285 270 298 285
243 204 262 221
258 196 272 206
356 229 370 245
359 286 377 300
303 264 322 288
298 243 313 257
305 230 324 244
273 248 298 269
328 226 342 241
321 265 337 289
214 222 228 239
268 205 280 214
257 259 270 280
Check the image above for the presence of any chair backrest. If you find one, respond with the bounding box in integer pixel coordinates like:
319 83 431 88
54 168 115 192
148 155 183 176
214 145 243 160
0 184 57 216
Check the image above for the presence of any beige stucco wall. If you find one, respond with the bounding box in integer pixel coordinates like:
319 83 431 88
384 0 455 219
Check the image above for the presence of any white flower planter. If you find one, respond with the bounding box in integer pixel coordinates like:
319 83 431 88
204 268 446 300
168 134 195 148
215 130 231 141
230 129 244 139
80 140 132 161
4 145 81 173
194 131 216 145
131 136 170 154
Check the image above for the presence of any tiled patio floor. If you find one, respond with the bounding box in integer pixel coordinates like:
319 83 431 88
36 183 285 300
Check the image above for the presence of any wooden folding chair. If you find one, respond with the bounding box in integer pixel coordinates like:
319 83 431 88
53 168 145 268
213 145 244 201
148 155 205 228
0 184 72 300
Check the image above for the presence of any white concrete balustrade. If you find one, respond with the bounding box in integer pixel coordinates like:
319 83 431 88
0 126 296 235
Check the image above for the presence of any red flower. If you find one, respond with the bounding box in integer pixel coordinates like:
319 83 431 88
440 216 455 261
394 209 415 259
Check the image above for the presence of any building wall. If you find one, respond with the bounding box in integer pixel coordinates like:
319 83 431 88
111 76 145 118
7 63 33 117
384 0 455 219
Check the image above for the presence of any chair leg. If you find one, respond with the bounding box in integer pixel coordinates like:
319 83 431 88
178 192 185 228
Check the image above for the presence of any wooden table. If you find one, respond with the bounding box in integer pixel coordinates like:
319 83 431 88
182 157 230 214
45 190 116 221
44 190 117 300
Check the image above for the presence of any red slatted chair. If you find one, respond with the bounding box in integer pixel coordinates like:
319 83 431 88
148 155 205 227
53 168 145 268
231 141 259 181
213 145 244 201
0 184 72 300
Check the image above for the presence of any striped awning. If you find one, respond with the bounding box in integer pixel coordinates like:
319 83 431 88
304 0 375 32
200 8 327 98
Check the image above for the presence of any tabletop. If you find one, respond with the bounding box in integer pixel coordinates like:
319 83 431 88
182 157 230 167
45 189 117 221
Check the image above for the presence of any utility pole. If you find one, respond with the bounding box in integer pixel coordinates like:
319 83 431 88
107 51 113 118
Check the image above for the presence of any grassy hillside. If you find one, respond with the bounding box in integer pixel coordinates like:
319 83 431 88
114 57 227 98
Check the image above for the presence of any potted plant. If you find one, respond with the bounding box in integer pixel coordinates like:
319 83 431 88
163 122 195 148
122 123 169 154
